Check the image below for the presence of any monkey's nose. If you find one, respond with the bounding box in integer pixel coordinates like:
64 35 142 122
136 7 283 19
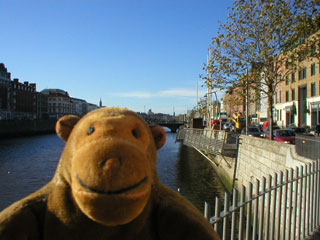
100 158 121 172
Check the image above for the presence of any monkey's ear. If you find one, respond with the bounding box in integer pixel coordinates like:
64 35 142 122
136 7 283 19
150 125 166 149
56 115 80 142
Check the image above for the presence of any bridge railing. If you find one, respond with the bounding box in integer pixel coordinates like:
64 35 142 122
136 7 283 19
204 160 320 240
183 128 226 155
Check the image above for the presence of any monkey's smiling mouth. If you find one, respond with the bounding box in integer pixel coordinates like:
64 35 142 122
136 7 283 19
76 174 148 195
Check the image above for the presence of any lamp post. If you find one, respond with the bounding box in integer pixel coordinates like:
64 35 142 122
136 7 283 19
205 90 219 129
246 68 249 136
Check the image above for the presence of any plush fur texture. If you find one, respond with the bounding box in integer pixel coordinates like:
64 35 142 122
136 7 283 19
0 107 219 240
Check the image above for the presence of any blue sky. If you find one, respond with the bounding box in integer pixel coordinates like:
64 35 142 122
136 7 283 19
1 0 232 115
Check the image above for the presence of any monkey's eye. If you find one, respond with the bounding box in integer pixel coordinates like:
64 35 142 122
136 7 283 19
87 126 95 135
132 129 140 139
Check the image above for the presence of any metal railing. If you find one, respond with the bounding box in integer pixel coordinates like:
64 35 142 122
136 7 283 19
204 160 320 240
176 126 186 142
183 128 226 155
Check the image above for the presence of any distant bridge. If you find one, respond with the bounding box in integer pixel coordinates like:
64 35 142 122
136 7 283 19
146 120 185 133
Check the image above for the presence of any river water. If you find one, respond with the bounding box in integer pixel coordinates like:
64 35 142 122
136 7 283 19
0 131 226 214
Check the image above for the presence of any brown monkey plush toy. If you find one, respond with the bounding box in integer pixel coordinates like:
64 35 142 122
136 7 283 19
0 107 219 240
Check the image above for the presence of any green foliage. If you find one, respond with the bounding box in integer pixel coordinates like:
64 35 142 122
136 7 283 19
303 101 310 114
290 103 297 116
203 0 319 138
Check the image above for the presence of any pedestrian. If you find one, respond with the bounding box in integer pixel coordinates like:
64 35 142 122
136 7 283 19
316 122 320 136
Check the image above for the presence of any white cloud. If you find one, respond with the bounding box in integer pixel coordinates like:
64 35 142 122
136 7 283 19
111 88 208 98
158 89 197 97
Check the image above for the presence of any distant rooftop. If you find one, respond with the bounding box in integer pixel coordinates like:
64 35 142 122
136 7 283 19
41 89 69 95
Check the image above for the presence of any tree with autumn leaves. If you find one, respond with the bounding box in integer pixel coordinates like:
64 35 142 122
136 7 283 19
204 0 319 139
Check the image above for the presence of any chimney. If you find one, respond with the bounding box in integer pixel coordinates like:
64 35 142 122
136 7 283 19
24 81 29 86
13 78 19 83
30 83 36 90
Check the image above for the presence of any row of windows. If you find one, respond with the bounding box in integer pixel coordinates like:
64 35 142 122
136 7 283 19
48 97 71 101
12 94 37 99
285 89 296 102
278 82 318 103
0 72 10 78
13 84 36 92
48 103 71 107
285 63 318 85
0 79 10 84
48 108 72 113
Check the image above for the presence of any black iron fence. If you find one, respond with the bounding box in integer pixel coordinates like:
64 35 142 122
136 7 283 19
205 161 320 239
295 134 320 160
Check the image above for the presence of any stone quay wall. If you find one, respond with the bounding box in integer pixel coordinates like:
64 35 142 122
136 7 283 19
0 119 57 138
236 135 313 188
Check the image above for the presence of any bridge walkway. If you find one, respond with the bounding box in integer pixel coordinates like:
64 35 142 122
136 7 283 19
176 127 238 155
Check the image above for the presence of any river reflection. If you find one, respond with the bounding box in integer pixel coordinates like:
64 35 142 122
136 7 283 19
157 132 226 213
0 132 226 214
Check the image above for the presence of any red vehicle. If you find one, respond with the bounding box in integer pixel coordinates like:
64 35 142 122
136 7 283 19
266 129 295 144
262 121 270 131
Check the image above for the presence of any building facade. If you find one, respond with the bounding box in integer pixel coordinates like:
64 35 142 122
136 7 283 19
0 63 102 120
71 97 88 117
10 78 37 119
274 55 320 129
0 64 11 119
87 103 99 113
41 89 73 119
36 92 48 119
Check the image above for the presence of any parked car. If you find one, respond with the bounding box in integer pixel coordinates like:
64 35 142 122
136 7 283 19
223 122 235 132
257 124 263 132
310 126 316 136
266 129 295 144
286 125 306 134
262 125 281 138
241 126 263 137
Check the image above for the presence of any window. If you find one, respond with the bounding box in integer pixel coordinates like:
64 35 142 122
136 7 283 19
292 72 296 82
275 92 278 104
286 91 289 102
279 91 282 103
311 82 316 97
299 68 307 80
299 70 302 80
311 63 316 76
292 89 296 100
286 75 289 85
303 67 307 78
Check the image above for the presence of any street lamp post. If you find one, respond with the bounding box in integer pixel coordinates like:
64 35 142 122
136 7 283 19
246 69 249 136
205 90 219 129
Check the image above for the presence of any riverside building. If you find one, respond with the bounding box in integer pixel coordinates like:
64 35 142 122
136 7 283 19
0 63 11 119
274 32 320 129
